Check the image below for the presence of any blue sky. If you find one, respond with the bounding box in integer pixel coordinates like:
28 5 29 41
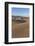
12 8 29 16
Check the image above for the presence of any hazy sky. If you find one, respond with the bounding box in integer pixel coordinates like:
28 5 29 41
12 8 29 16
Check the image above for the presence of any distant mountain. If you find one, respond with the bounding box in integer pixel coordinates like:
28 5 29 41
12 15 29 21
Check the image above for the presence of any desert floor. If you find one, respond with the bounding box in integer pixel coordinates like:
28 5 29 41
12 17 29 38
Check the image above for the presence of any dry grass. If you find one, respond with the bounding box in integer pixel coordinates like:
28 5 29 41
12 17 29 38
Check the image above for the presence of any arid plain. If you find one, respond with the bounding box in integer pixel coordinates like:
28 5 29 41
12 16 29 38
